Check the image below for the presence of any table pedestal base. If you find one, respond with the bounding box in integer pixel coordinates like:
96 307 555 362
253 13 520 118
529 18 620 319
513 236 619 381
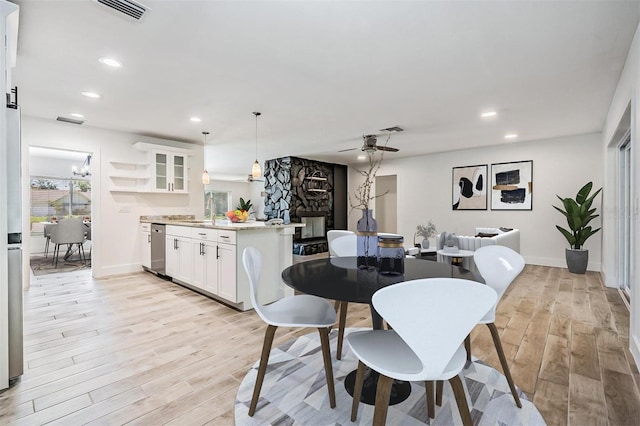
344 368 411 406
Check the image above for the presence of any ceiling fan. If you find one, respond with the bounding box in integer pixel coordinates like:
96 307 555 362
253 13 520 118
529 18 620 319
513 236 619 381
339 127 403 153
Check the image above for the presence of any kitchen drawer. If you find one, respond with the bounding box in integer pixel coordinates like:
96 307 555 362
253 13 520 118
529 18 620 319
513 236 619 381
166 225 192 238
217 230 236 245
140 223 151 232
192 228 217 241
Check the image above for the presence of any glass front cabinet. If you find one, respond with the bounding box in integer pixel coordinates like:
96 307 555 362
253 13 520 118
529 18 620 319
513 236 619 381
152 150 188 193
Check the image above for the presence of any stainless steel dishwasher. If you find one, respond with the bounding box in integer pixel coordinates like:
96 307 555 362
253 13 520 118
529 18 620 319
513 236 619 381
150 224 166 275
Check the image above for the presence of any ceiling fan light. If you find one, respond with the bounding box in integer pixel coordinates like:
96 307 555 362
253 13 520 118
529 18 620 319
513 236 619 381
202 170 210 185
252 160 262 179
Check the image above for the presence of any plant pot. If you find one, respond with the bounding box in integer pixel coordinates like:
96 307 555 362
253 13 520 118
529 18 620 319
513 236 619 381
565 248 588 274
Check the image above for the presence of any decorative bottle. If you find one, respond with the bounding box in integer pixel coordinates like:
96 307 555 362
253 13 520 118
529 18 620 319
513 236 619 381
356 209 378 269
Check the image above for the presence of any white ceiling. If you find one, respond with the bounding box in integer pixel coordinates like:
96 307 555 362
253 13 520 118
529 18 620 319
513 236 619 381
12 0 639 176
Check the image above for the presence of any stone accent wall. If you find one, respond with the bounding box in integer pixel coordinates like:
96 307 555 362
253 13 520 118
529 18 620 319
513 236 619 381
264 156 336 242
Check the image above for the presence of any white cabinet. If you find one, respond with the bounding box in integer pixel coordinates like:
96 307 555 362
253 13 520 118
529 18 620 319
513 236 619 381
165 226 194 284
140 223 151 269
217 242 237 302
192 229 218 292
152 150 188 193
164 226 239 304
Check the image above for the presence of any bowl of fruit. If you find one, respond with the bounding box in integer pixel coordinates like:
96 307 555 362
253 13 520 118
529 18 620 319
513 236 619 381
226 198 252 223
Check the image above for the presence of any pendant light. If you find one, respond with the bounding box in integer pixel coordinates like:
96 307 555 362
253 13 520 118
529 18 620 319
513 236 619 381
252 112 262 179
201 131 211 185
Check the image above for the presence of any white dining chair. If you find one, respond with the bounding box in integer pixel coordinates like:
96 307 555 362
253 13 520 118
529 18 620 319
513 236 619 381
327 230 355 257
348 278 497 426
242 247 337 417
50 218 86 267
327 231 357 360
472 245 525 408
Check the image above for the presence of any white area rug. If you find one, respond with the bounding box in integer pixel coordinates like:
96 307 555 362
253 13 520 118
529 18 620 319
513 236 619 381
235 328 546 425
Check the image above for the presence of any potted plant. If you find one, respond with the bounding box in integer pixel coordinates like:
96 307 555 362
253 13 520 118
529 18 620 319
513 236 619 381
414 220 437 248
553 182 602 274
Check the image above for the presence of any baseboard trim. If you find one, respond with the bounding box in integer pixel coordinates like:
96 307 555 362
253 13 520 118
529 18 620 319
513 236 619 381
524 256 601 272
94 263 142 279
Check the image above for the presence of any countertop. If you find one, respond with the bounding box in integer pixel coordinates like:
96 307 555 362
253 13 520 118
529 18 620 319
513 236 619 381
140 216 303 231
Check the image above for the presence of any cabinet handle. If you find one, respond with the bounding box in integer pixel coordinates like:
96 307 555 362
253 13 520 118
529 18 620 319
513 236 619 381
171 183 174 191
216 245 220 259
198 233 206 236
168 182 170 191
148 234 151 243
174 238 178 250
200 242 204 256
220 235 229 239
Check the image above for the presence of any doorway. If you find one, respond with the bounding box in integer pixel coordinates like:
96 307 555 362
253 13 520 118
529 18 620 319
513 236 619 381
28 147 93 276
375 175 397 234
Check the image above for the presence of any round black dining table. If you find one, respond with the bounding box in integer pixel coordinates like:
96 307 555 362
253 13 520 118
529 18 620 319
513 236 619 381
281 257 484 405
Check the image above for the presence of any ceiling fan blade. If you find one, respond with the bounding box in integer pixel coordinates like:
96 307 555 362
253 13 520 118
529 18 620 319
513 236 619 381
377 145 400 152
338 147 359 152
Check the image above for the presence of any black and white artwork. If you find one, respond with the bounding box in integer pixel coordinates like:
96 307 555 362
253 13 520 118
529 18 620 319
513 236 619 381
452 164 487 210
491 161 533 210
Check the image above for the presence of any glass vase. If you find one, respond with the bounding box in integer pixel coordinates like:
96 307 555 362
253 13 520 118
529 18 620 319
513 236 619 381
357 208 378 269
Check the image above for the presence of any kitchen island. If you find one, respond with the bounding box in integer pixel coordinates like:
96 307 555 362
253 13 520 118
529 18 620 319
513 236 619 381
140 216 303 311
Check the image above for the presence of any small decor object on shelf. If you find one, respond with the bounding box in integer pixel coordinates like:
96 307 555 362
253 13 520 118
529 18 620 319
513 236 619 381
414 220 437 247
553 181 602 274
226 197 253 222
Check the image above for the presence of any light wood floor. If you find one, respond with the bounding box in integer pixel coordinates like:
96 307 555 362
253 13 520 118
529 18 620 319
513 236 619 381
1 264 639 425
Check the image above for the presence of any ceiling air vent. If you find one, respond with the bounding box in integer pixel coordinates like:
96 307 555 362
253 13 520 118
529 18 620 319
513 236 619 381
380 126 404 133
95 0 147 20
57 116 84 125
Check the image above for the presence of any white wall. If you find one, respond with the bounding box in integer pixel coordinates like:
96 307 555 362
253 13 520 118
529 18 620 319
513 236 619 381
375 175 397 234
602 23 640 370
23 116 205 278
349 132 603 270
30 154 90 179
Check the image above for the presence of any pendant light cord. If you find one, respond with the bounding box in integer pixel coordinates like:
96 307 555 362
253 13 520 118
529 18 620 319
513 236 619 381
253 112 261 161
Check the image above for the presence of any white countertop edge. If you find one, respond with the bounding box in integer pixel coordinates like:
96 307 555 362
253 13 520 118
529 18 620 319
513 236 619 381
140 219 304 231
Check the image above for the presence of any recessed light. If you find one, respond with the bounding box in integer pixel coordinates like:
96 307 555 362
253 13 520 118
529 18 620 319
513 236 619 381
81 91 101 99
190 117 202 123
481 111 497 118
504 133 518 139
98 57 121 67
357 155 366 161
70 113 84 118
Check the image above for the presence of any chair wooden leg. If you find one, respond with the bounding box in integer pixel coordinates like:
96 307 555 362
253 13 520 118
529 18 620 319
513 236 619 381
487 322 522 408
318 327 336 409
449 375 473 426
351 360 366 421
425 380 435 419
337 301 348 360
372 374 393 426
465 334 471 362
249 325 277 417
436 380 443 406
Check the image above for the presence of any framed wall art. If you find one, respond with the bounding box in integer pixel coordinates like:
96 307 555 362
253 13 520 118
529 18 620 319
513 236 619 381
490 160 533 210
452 164 487 210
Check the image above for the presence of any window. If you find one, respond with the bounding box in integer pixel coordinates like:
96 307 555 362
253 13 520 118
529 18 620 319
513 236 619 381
205 190 231 219
30 177 91 233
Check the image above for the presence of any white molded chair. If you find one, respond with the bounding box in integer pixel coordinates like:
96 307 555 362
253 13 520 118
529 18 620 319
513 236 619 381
472 245 524 408
327 230 355 257
242 247 337 416
327 231 357 360
50 218 86 267
348 278 497 426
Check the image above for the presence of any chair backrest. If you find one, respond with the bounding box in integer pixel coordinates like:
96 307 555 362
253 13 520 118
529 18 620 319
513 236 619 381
330 234 356 257
242 246 271 324
473 245 524 300
372 278 496 378
51 218 85 245
327 230 356 257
